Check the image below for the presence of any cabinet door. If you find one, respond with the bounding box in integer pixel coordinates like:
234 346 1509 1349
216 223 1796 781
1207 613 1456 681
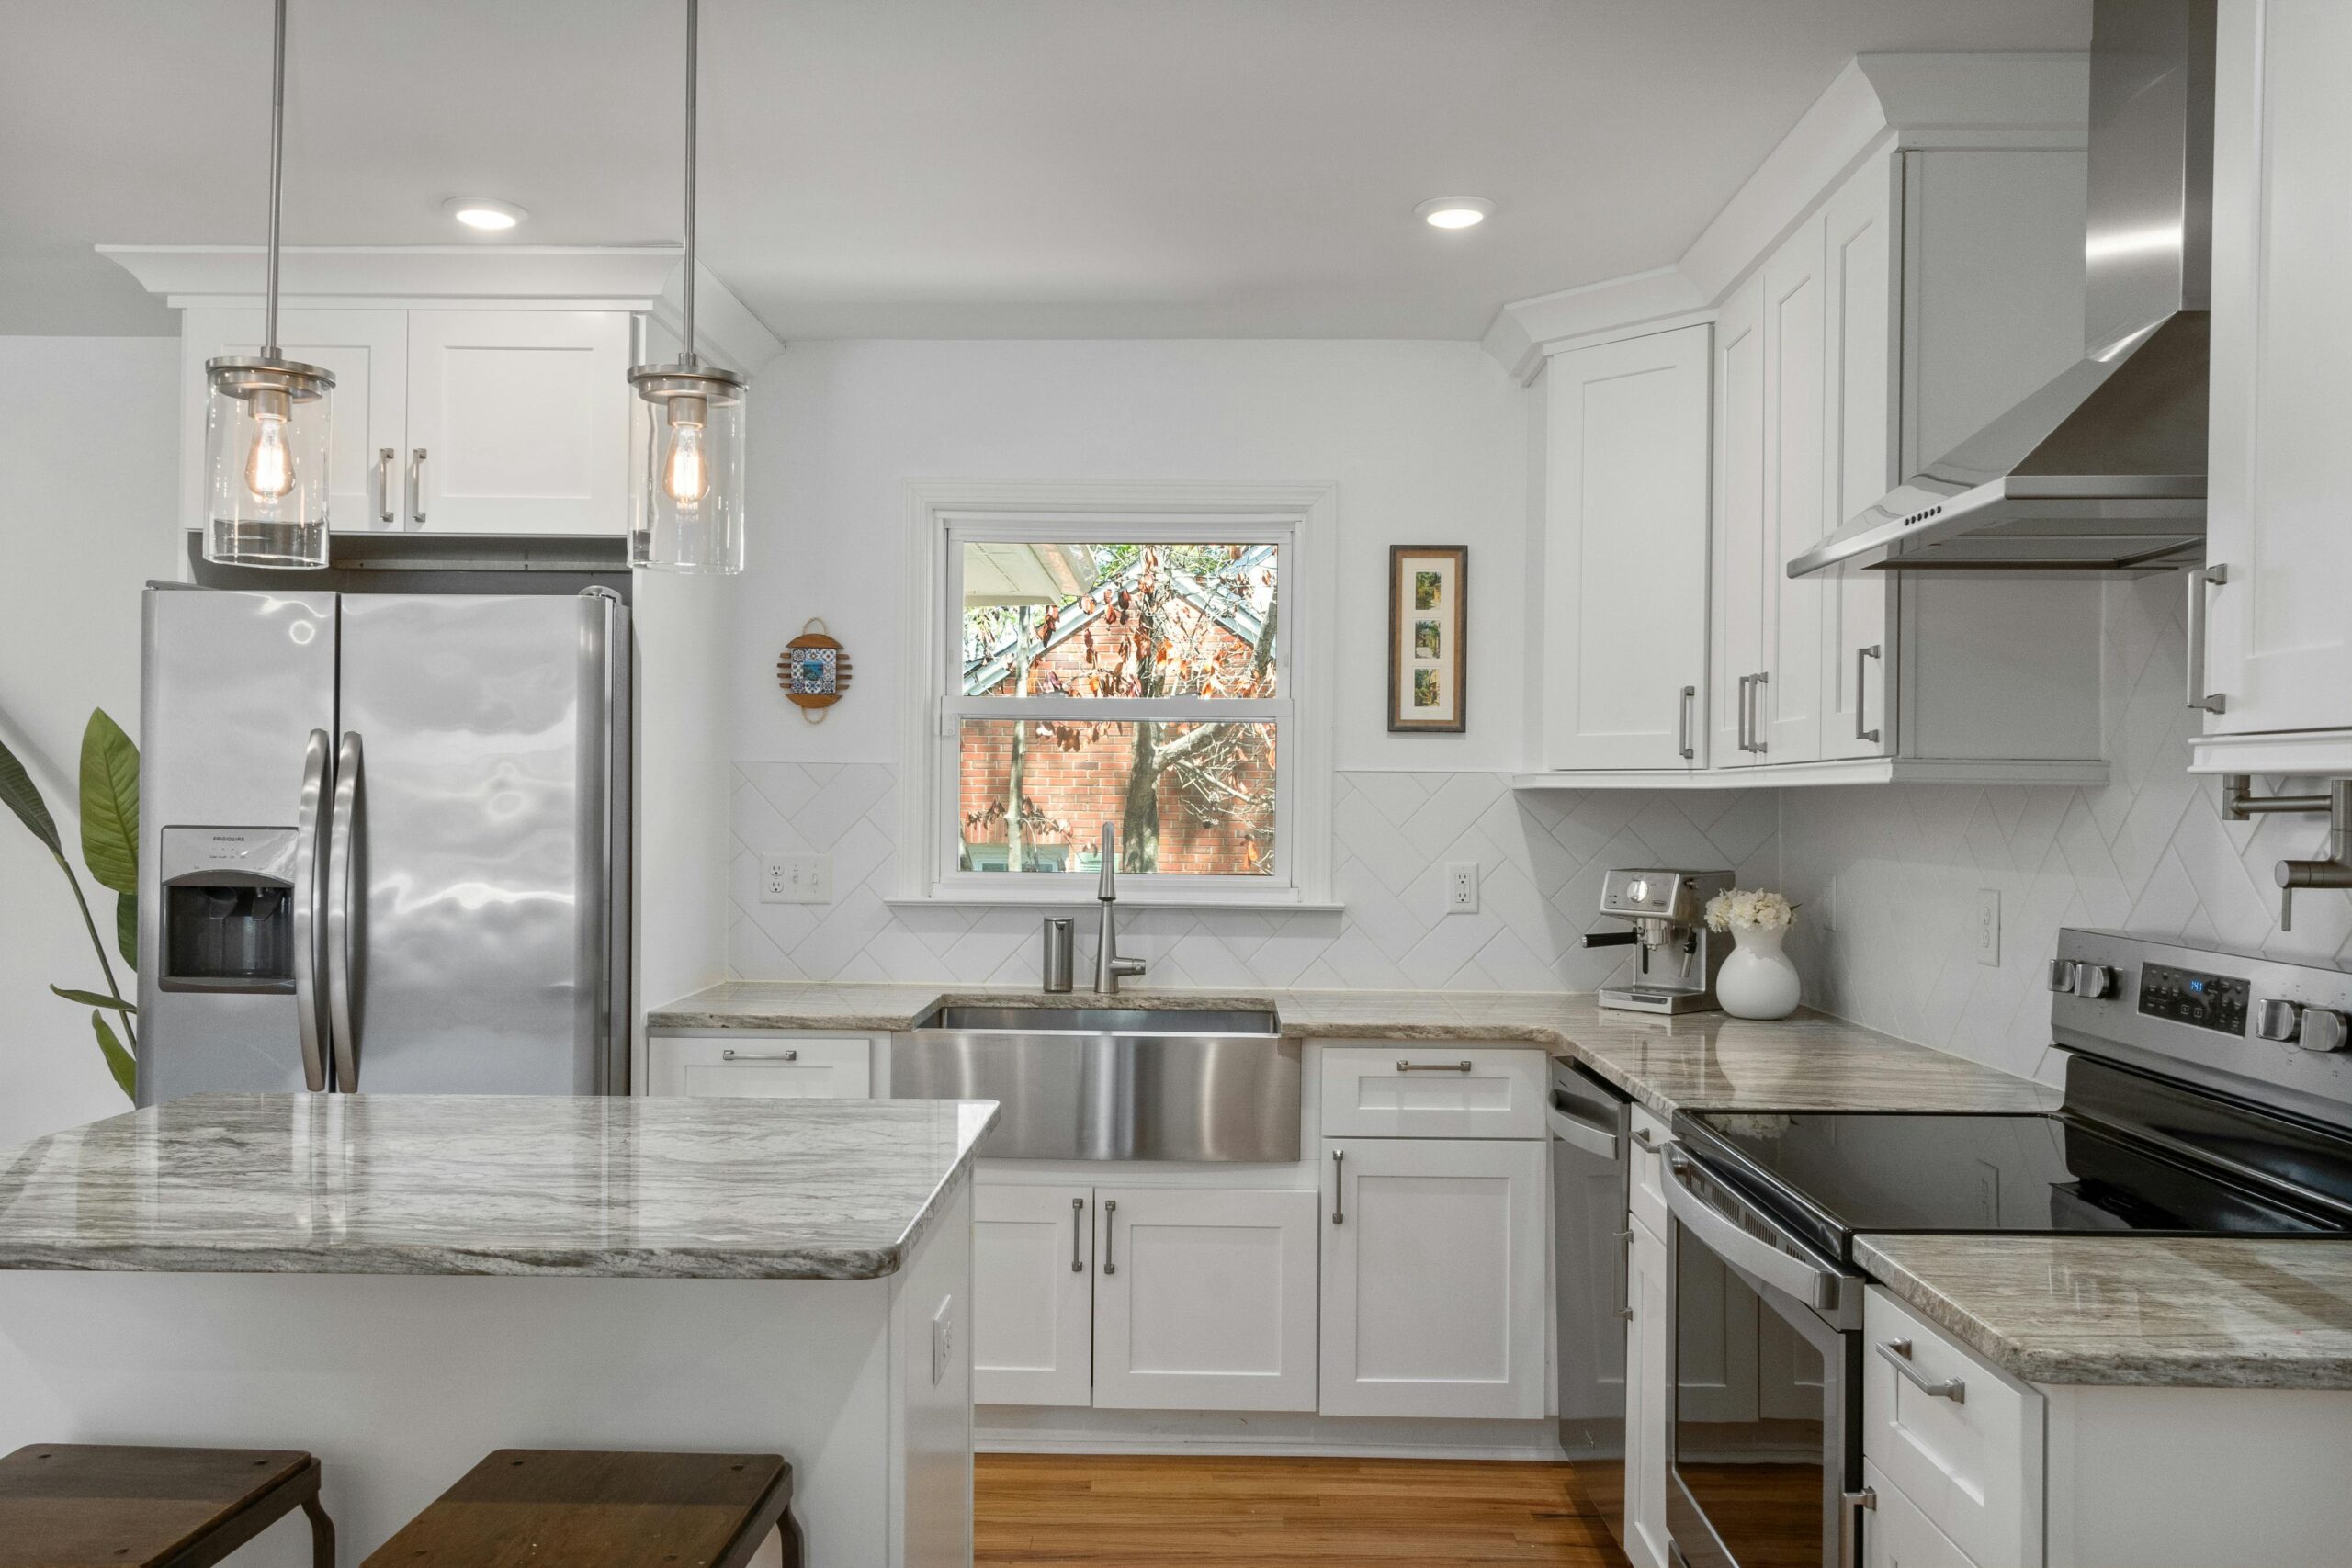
1625 1213 1673 1568
1540 324 1713 770
1320 1137 1546 1419
1091 1187 1317 1412
1861 1461 1978 1568
178 306 408 536
1712 275 1769 766
404 310 632 534
972 1183 1095 1407
2205 1 2352 734
1762 218 1827 764
644 1034 871 1098
1818 158 1901 761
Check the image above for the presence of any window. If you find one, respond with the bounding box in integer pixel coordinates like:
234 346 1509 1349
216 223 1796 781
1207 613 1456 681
903 483 1333 907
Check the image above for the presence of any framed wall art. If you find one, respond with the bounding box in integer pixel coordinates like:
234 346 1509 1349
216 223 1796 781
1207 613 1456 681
1388 545 1466 733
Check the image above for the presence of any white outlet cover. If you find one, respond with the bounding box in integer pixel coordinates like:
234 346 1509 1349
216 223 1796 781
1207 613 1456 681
1445 861 1479 915
931 1295 954 1387
1976 888 2000 967
761 853 831 905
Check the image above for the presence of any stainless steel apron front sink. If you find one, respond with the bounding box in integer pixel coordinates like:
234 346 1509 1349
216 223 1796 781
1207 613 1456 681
895 1003 1299 1161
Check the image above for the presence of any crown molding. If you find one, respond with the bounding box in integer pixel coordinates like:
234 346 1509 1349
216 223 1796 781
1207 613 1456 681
1487 51 2089 382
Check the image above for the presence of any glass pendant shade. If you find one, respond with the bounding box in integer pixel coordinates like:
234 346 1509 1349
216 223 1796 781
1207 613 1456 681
203 356 335 569
628 364 745 574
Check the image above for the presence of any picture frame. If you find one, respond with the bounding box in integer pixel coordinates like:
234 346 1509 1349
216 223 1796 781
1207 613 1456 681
1387 545 1466 733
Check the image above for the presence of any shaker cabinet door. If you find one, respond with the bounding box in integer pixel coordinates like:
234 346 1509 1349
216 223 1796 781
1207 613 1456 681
972 1182 1096 1408
1624 1213 1673 1568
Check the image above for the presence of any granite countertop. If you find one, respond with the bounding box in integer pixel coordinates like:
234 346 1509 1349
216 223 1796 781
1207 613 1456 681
0 1092 997 1280
650 982 2059 1119
1857 1234 2352 1390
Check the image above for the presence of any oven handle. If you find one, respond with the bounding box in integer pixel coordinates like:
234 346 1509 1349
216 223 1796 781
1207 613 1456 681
1662 1144 1849 1314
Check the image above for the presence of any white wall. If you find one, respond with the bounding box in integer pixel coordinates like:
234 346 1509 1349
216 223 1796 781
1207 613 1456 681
0 336 179 1147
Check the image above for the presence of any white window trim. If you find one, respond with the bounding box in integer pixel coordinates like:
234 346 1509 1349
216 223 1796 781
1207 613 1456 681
897 479 1336 909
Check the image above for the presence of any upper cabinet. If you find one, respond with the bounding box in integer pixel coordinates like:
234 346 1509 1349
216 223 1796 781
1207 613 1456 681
107 245 783 547
2190 1 2352 771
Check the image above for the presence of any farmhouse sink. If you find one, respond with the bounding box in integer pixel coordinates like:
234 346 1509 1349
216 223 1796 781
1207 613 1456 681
896 1001 1298 1161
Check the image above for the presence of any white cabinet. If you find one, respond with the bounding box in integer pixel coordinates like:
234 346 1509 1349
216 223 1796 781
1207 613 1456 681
644 1033 872 1098
2194 1 2352 760
1092 1186 1320 1413
1712 275 1767 767
1318 1136 1546 1418
1317 1045 1548 1140
1623 1213 1672 1568
1538 324 1713 771
972 1183 1094 1407
1864 1287 2043 1568
175 304 636 539
1861 1459 1977 1568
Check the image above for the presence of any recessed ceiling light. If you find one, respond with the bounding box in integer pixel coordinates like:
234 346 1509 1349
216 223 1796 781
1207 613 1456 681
1417 197 1494 231
443 197 528 232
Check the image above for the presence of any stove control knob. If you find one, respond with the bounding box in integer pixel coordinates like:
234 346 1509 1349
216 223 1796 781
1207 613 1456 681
2301 1009 2349 1055
2047 959 2076 994
2256 998 2301 1043
2070 963 2116 999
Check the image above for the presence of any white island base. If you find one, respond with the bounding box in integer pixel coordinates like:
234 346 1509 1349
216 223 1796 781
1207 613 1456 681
0 1179 972 1568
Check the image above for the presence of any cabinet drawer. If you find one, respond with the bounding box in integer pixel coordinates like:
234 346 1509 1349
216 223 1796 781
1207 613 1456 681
1862 1460 1979 1568
1628 1106 1670 1235
1864 1287 2041 1568
647 1034 872 1099
1318 1045 1545 1138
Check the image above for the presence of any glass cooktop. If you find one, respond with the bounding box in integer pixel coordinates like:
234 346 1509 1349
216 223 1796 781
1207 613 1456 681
1679 1109 2352 1265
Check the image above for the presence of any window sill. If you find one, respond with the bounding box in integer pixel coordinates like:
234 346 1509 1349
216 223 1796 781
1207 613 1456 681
888 890 1343 914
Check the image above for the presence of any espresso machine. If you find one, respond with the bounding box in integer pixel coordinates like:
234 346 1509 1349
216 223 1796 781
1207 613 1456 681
1582 868 1734 1013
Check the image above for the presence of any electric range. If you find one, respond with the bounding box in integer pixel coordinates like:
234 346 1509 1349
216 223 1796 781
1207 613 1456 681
1655 930 2352 1568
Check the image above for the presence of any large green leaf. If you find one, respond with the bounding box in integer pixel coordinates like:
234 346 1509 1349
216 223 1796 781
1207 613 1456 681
79 709 139 896
89 1010 137 1101
51 987 134 1013
0 728 61 857
116 889 137 972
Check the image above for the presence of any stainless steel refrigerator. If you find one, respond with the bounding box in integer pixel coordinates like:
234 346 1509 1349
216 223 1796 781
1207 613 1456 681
136 585 630 1101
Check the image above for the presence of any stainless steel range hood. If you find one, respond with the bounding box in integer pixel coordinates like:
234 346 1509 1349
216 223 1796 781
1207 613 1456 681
1790 0 2215 578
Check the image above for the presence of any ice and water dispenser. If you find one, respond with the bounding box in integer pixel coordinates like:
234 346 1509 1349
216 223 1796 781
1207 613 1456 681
157 826 298 992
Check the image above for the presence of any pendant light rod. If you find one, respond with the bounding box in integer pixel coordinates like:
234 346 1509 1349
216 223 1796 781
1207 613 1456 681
680 0 699 367
263 0 288 355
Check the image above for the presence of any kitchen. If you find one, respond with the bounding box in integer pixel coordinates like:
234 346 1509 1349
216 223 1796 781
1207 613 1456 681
1 1 2348 1565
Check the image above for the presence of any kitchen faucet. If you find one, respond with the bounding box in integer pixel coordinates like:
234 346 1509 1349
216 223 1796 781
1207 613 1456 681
1093 821 1147 994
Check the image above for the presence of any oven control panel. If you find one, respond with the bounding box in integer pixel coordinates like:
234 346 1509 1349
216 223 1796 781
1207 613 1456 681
2138 963 2251 1035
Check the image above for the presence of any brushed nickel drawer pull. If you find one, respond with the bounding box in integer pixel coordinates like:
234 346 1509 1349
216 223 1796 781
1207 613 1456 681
1396 1059 1474 1074
721 1048 798 1062
1102 1199 1117 1274
1331 1148 1346 1225
1876 1337 1965 1402
1070 1197 1085 1272
1855 644 1882 744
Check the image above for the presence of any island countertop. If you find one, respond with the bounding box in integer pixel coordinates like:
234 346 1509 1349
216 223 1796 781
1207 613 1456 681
0 1092 998 1280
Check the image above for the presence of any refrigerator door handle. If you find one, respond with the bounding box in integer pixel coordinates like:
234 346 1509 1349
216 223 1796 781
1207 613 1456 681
326 730 365 1091
290 728 333 1092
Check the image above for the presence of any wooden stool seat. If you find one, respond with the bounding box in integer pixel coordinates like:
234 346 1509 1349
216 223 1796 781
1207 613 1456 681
0 1444 334 1568
363 1450 797 1568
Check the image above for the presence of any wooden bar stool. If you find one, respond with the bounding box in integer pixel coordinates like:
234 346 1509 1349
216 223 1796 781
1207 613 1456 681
0 1444 334 1568
363 1450 798 1568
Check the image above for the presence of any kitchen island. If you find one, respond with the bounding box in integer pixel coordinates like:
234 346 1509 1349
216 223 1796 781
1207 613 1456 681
0 1092 996 1567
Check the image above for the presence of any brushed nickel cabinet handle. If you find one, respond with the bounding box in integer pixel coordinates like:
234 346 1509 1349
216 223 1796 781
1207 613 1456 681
1855 645 1882 744
377 447 395 524
1735 673 1752 752
409 447 428 525
1876 1337 1965 1402
2187 564 2228 714
1750 670 1770 754
1330 1148 1346 1225
1396 1059 1474 1074
1102 1199 1116 1274
1678 684 1696 761
1840 1487 1877 1568
721 1048 797 1062
1070 1196 1085 1273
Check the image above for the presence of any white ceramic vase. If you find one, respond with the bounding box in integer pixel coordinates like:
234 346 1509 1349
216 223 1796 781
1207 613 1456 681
1718 924 1801 1020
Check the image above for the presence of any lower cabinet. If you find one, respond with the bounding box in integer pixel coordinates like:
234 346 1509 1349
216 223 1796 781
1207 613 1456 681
643 1032 873 1099
1862 1459 1975 1568
1318 1136 1548 1419
971 1181 1319 1414
1623 1213 1673 1568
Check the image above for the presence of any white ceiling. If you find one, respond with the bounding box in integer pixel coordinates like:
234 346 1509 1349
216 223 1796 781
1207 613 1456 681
0 0 2088 341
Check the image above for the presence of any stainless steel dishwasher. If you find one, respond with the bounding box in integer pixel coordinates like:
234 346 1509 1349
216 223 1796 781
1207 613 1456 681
894 1004 1300 1161
1550 1058 1635 1554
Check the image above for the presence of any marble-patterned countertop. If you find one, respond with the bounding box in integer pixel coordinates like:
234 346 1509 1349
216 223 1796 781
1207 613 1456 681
1858 1234 2352 1390
650 982 2059 1120
0 1092 997 1280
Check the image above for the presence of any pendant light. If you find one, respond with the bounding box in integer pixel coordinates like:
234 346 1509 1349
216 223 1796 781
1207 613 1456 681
203 0 335 570
629 0 747 574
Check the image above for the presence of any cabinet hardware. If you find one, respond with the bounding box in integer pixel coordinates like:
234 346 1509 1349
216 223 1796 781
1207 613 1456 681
1875 1337 1965 1401
1749 671 1769 753
1396 1059 1473 1074
720 1048 797 1062
1616 1226 1634 1321
1854 645 1882 743
1838 1487 1876 1568
1330 1148 1346 1225
1070 1197 1085 1272
408 447 429 525
1632 1128 1657 1151
2186 563 2228 714
377 447 395 524
1101 1199 1116 1273
1677 684 1696 761
1735 674 1751 752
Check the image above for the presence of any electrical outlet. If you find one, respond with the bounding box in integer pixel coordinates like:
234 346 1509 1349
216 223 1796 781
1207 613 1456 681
1976 888 2001 967
1445 862 1479 915
761 854 831 904
931 1296 955 1387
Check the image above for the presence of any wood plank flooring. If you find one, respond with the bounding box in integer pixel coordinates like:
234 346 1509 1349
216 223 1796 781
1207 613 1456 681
975 1452 1631 1567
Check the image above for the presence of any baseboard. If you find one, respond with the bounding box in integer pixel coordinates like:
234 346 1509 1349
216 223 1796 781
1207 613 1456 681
976 1404 1567 1461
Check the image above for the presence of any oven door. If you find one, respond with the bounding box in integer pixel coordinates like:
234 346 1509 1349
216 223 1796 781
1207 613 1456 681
1661 1144 1865 1568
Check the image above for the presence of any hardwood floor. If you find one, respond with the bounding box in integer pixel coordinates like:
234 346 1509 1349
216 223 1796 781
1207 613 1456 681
975 1452 1632 1567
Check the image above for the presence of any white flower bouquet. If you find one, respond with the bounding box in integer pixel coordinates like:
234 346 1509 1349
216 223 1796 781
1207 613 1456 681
1703 887 1797 934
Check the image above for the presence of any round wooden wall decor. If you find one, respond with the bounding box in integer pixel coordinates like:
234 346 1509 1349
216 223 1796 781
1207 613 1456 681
778 618 852 723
